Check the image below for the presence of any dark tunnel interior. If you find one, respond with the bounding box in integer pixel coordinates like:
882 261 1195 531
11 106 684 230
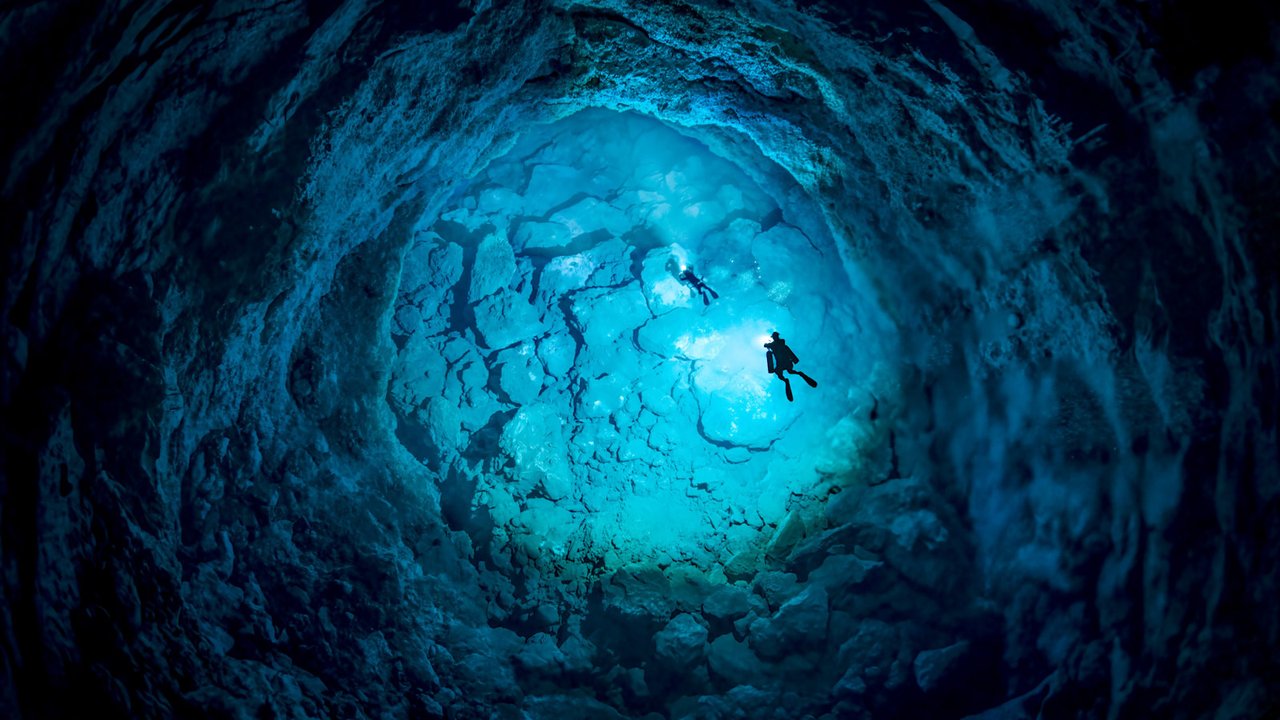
2 1 1278 718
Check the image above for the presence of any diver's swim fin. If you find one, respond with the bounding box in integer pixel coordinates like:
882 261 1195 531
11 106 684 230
708 288 719 299
785 378 794 402
796 371 818 388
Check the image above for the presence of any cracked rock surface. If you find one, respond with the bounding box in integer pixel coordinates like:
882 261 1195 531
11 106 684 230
387 110 868 580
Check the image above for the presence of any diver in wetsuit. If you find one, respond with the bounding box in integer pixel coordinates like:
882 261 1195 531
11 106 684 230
679 265 719 306
764 332 818 402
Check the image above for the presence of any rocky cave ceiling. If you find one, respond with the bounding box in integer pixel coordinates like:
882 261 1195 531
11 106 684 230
1 1 1277 719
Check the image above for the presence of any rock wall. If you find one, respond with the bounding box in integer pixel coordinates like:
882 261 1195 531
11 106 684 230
2 1 1276 718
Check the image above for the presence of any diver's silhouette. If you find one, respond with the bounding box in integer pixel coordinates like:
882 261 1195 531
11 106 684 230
679 265 719 306
764 332 817 401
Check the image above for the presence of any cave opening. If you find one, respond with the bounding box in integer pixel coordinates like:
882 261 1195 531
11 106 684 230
386 108 895 589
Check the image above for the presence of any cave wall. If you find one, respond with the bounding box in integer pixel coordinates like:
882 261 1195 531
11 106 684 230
2 1 1277 718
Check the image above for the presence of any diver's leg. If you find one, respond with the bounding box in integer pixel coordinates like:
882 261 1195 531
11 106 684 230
775 371 794 401
793 370 818 388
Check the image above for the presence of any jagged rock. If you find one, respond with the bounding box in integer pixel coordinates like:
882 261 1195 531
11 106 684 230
723 551 759 583
514 500 577 557
833 668 867 699
707 634 764 684
653 613 708 667
823 483 869 524
496 345 545 405
541 254 596 294
702 584 752 623
500 404 573 499
604 568 678 620
913 640 971 693
764 510 806 562
515 633 566 675
469 232 517 302
806 552 883 603
753 571 800 610
748 585 829 659
514 221 574 251
756 486 790 526
690 685 791 720
837 619 904 689
474 291 549 349
559 634 596 674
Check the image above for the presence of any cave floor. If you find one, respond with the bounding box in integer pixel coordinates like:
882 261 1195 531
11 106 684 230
387 110 882 582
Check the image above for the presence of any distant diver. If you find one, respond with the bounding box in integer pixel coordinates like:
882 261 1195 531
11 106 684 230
679 265 719 306
764 332 818 402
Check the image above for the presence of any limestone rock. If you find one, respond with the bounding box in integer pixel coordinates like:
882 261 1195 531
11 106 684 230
764 510 805 562
723 550 759 583
837 619 902 688
496 345 544 405
551 196 632 238
515 633 565 676
469 232 516 302
749 585 829 659
752 571 800 610
500 405 573 499
913 640 971 693
653 613 708 667
514 221 574 251
474 291 548 350
702 585 751 623
707 634 764 684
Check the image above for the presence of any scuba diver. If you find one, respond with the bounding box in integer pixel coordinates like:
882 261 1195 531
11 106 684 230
764 332 818 402
679 265 719 306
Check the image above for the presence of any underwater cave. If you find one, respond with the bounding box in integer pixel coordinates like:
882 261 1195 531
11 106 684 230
2 1 1277 719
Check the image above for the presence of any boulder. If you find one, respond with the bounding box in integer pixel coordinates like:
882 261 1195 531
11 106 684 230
752 571 800 610
702 585 751 623
764 511 805 562
806 552 883 603
707 635 764 684
653 613 708 667
514 221 574 251
723 551 759 583
514 633 565 676
469 232 516 302
559 634 595 674
536 332 577 378
604 568 677 620
474 291 548 350
500 404 573 499
913 641 971 693
749 585 828 659
496 345 544 405
836 619 900 687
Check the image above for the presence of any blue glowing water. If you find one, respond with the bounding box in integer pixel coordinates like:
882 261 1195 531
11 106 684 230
389 109 896 573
